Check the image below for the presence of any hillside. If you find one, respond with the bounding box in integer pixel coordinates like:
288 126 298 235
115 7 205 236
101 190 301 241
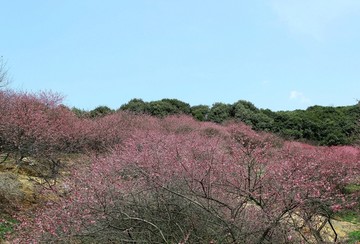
0 90 359 243
76 98 360 146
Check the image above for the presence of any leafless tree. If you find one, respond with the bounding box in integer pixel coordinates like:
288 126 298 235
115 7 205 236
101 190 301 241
0 56 10 87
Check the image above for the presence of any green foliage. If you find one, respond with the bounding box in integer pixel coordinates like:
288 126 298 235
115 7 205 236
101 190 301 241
344 184 360 194
191 105 210 121
233 100 274 131
89 106 113 118
208 102 232 123
120 98 191 117
335 210 360 224
119 98 149 114
233 100 258 124
270 105 360 145
148 100 179 117
161 99 191 114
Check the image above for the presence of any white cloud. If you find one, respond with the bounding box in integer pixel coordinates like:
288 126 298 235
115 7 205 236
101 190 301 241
270 0 360 40
289 90 311 104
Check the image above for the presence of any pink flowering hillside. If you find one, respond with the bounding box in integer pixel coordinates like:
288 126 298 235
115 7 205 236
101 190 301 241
0 90 359 243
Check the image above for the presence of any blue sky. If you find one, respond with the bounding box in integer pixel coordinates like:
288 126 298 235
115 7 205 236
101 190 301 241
1 0 360 111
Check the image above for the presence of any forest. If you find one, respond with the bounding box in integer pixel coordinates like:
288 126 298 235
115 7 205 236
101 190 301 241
0 89 359 243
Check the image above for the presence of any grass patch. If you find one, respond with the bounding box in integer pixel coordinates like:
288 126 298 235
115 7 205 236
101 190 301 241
338 183 360 225
348 231 360 243
344 184 360 194
0 214 18 240
335 210 360 224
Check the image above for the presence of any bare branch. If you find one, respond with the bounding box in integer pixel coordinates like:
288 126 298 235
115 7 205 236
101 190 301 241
0 57 11 87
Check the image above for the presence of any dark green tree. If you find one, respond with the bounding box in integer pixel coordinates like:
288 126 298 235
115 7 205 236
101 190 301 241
119 99 149 114
208 102 232 123
191 105 210 121
161 99 191 114
232 100 273 131
147 100 178 117
89 106 114 118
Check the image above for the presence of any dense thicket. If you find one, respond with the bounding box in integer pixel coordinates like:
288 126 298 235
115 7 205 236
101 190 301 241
117 99 360 146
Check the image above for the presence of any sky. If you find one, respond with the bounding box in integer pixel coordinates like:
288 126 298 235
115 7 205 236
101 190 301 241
1 0 360 111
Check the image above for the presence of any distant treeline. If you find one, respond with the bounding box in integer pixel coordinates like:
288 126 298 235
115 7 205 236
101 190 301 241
72 98 360 146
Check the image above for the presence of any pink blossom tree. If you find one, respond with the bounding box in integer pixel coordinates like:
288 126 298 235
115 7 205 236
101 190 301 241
0 90 80 180
12 118 360 243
